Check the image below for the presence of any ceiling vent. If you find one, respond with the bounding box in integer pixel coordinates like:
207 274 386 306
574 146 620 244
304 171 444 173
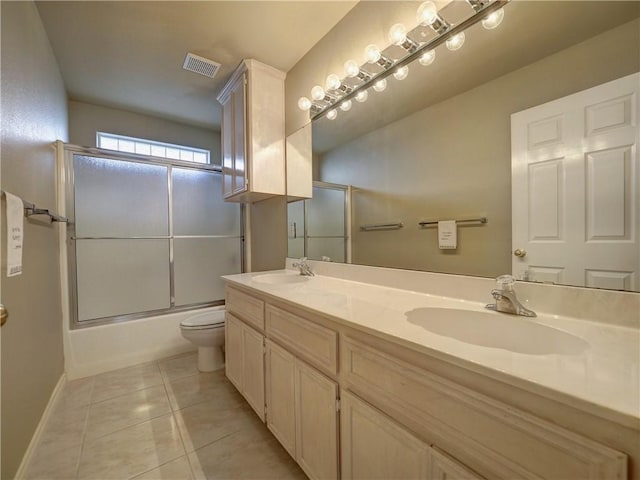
182 53 221 79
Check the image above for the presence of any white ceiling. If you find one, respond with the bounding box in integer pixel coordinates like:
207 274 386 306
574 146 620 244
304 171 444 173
36 1 358 130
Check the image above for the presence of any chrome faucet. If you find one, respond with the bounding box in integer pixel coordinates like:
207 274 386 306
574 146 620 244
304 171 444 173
485 275 536 317
292 257 314 276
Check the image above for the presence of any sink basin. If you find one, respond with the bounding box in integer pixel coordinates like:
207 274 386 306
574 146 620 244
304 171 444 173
252 272 310 285
405 308 588 355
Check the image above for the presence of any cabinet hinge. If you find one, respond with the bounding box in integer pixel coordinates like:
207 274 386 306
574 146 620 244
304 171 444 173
336 399 341 412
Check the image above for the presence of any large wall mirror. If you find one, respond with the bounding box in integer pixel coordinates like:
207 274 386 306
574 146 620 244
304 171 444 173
287 0 640 292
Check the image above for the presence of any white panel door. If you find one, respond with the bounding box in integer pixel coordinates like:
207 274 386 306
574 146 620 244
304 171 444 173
511 73 639 290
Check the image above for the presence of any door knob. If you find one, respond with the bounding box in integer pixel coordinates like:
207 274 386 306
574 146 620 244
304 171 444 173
514 248 527 258
0 304 8 327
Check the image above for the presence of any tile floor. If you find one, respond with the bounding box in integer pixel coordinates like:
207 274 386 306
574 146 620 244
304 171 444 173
24 352 307 480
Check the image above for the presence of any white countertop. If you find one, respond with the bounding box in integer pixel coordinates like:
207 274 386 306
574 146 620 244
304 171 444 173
223 270 640 429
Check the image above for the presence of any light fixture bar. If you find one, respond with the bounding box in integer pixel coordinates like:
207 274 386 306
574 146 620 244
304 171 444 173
310 0 509 121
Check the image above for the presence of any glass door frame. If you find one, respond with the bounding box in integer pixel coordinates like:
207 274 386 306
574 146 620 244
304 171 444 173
63 143 245 329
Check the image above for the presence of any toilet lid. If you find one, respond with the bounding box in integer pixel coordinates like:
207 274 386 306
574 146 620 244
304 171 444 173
181 312 225 329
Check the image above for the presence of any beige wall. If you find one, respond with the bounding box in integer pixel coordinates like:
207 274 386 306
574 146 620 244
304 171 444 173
317 19 639 277
69 101 221 165
1 2 69 478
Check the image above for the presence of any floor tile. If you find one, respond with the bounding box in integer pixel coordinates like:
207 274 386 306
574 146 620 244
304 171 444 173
91 361 163 403
35 404 88 458
165 369 240 411
85 384 171 441
175 399 257 452
55 376 94 411
24 442 82 480
188 425 306 480
159 352 199 382
77 413 185 480
132 456 194 480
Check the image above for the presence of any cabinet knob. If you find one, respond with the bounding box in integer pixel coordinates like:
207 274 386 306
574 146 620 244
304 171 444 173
514 248 527 258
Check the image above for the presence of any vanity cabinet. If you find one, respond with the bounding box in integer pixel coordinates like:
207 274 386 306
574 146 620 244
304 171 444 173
217 59 286 203
341 390 431 479
224 281 629 480
341 390 483 480
224 313 265 420
264 325 339 479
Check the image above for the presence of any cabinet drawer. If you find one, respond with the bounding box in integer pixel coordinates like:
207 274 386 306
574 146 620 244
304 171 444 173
342 336 627 480
266 305 338 375
226 286 264 331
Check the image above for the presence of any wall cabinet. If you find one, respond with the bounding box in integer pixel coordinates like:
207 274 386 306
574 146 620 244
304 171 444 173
217 59 286 203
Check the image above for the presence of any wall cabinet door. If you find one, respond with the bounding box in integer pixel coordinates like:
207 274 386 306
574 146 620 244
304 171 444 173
217 59 286 203
265 339 296 457
295 359 339 480
231 73 247 196
341 390 429 480
225 313 243 390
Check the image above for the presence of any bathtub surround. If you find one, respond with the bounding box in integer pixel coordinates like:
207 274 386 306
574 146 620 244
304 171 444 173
1 2 69 478
63 308 230 380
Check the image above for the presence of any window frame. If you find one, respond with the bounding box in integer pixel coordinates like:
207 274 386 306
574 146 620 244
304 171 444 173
96 131 211 165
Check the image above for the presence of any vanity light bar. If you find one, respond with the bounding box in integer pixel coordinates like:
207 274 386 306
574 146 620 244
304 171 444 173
300 0 509 121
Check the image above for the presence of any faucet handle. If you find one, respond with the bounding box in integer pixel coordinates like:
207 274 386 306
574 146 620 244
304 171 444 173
495 274 515 291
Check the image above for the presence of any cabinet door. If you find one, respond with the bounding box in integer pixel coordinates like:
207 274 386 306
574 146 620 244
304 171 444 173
242 323 265 421
225 313 243 390
232 73 247 195
221 94 234 198
341 391 429 480
294 359 338 480
265 340 296 458
429 448 485 480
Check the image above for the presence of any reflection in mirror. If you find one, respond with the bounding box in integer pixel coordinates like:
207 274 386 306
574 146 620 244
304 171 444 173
287 1 640 292
287 182 351 263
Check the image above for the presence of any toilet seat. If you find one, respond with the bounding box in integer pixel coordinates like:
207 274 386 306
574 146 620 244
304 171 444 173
180 313 225 330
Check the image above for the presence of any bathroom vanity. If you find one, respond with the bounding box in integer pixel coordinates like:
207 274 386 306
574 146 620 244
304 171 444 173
222 268 638 480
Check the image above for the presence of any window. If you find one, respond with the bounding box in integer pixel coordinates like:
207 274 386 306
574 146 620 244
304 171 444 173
97 132 210 164
66 145 241 327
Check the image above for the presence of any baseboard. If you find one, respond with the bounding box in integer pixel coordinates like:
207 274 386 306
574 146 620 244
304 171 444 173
14 373 66 479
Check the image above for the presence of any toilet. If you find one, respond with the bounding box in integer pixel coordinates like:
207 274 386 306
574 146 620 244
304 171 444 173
179 309 226 372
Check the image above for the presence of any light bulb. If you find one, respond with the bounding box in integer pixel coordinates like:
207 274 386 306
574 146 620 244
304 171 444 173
445 32 465 51
482 8 504 30
344 59 360 78
325 73 342 91
364 44 381 64
297 97 312 111
311 85 325 101
417 1 438 25
393 66 409 81
373 79 387 92
340 100 352 112
418 50 436 66
354 90 368 103
388 23 407 46
326 109 337 120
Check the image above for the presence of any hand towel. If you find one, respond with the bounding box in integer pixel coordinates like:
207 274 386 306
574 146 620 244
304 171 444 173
5 191 24 276
438 220 457 250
